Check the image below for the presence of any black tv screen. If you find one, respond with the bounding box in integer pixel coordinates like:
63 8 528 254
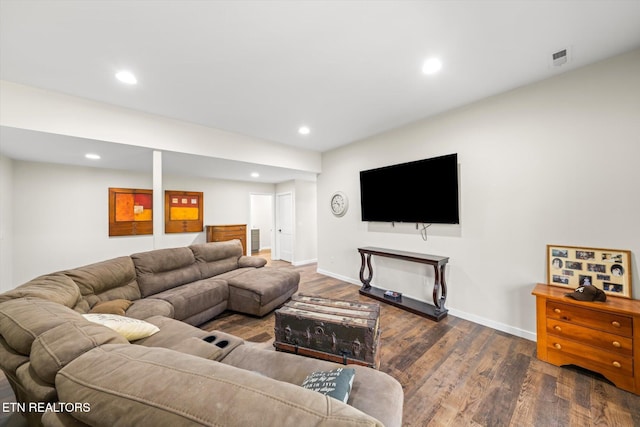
359 153 459 224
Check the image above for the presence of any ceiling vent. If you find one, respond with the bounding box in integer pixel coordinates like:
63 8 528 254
551 47 571 67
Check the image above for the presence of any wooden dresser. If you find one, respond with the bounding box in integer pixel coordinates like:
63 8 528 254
205 224 247 255
532 283 640 395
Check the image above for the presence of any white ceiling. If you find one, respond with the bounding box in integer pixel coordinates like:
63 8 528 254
0 127 318 183
1 1 640 181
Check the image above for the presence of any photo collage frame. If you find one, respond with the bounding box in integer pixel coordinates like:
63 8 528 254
547 244 632 299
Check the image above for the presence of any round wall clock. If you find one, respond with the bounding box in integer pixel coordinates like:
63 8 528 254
330 191 348 217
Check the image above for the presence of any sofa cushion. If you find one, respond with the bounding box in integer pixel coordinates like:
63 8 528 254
64 256 141 308
0 298 84 355
124 298 174 320
227 268 299 316
148 278 228 321
55 344 384 427
190 240 242 278
133 315 210 347
82 314 160 341
214 266 258 281
30 321 128 384
16 362 57 403
89 299 132 315
0 273 81 308
180 302 228 326
132 247 201 297
0 335 29 374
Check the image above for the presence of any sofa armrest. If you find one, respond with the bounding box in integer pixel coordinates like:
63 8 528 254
56 344 383 427
222 345 404 427
166 336 223 360
238 256 267 268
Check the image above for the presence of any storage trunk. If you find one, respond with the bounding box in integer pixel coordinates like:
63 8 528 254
274 294 381 368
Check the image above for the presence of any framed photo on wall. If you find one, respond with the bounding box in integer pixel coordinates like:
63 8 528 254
165 190 203 233
547 244 632 299
108 188 153 236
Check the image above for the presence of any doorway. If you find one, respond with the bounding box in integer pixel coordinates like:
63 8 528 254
249 193 274 257
275 192 293 262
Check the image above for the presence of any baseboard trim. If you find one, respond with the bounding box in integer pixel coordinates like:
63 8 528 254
446 308 536 342
315 267 536 342
316 268 360 285
293 258 318 267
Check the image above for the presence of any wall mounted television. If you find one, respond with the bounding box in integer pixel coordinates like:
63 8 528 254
359 153 459 224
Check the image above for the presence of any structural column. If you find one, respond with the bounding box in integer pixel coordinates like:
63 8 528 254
153 150 163 249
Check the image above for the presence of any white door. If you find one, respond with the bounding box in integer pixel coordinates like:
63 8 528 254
275 192 293 262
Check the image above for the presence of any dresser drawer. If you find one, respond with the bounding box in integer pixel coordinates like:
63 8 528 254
547 335 634 377
546 301 633 337
208 225 246 233
209 234 243 241
547 319 633 356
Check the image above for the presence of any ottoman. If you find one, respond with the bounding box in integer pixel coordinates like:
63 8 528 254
226 268 299 316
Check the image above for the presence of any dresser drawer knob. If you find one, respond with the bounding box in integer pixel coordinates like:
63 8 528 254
554 325 562 332
554 308 561 314
612 341 621 348
611 321 621 328
553 343 562 350
612 361 622 368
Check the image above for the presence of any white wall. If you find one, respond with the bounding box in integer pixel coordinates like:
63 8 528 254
11 161 154 286
5 159 275 287
294 180 318 265
0 155 13 291
318 49 640 340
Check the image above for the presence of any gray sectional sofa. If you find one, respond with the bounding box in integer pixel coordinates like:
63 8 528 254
0 239 404 427
54 239 300 324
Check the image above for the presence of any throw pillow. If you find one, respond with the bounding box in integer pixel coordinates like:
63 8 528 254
90 299 133 316
82 313 159 341
301 368 355 403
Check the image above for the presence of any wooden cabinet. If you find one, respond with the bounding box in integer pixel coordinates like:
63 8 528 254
205 224 247 255
532 283 640 395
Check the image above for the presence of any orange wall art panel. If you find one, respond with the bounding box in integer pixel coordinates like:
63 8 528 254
109 188 153 236
165 190 203 233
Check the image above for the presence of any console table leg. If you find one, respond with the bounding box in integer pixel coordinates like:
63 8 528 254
440 264 448 309
432 264 448 312
359 253 373 290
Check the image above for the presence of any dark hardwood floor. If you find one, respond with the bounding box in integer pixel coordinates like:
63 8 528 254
204 258 640 426
2 254 639 426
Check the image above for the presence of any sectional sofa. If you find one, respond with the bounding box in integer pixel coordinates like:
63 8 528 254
0 240 404 427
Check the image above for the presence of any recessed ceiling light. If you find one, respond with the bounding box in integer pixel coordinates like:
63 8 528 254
251 172 260 178
85 153 101 160
298 126 311 135
115 70 137 85
422 57 442 75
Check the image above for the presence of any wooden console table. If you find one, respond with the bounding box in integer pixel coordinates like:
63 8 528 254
357 247 449 321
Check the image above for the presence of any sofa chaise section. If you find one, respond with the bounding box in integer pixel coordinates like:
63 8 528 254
190 240 300 316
